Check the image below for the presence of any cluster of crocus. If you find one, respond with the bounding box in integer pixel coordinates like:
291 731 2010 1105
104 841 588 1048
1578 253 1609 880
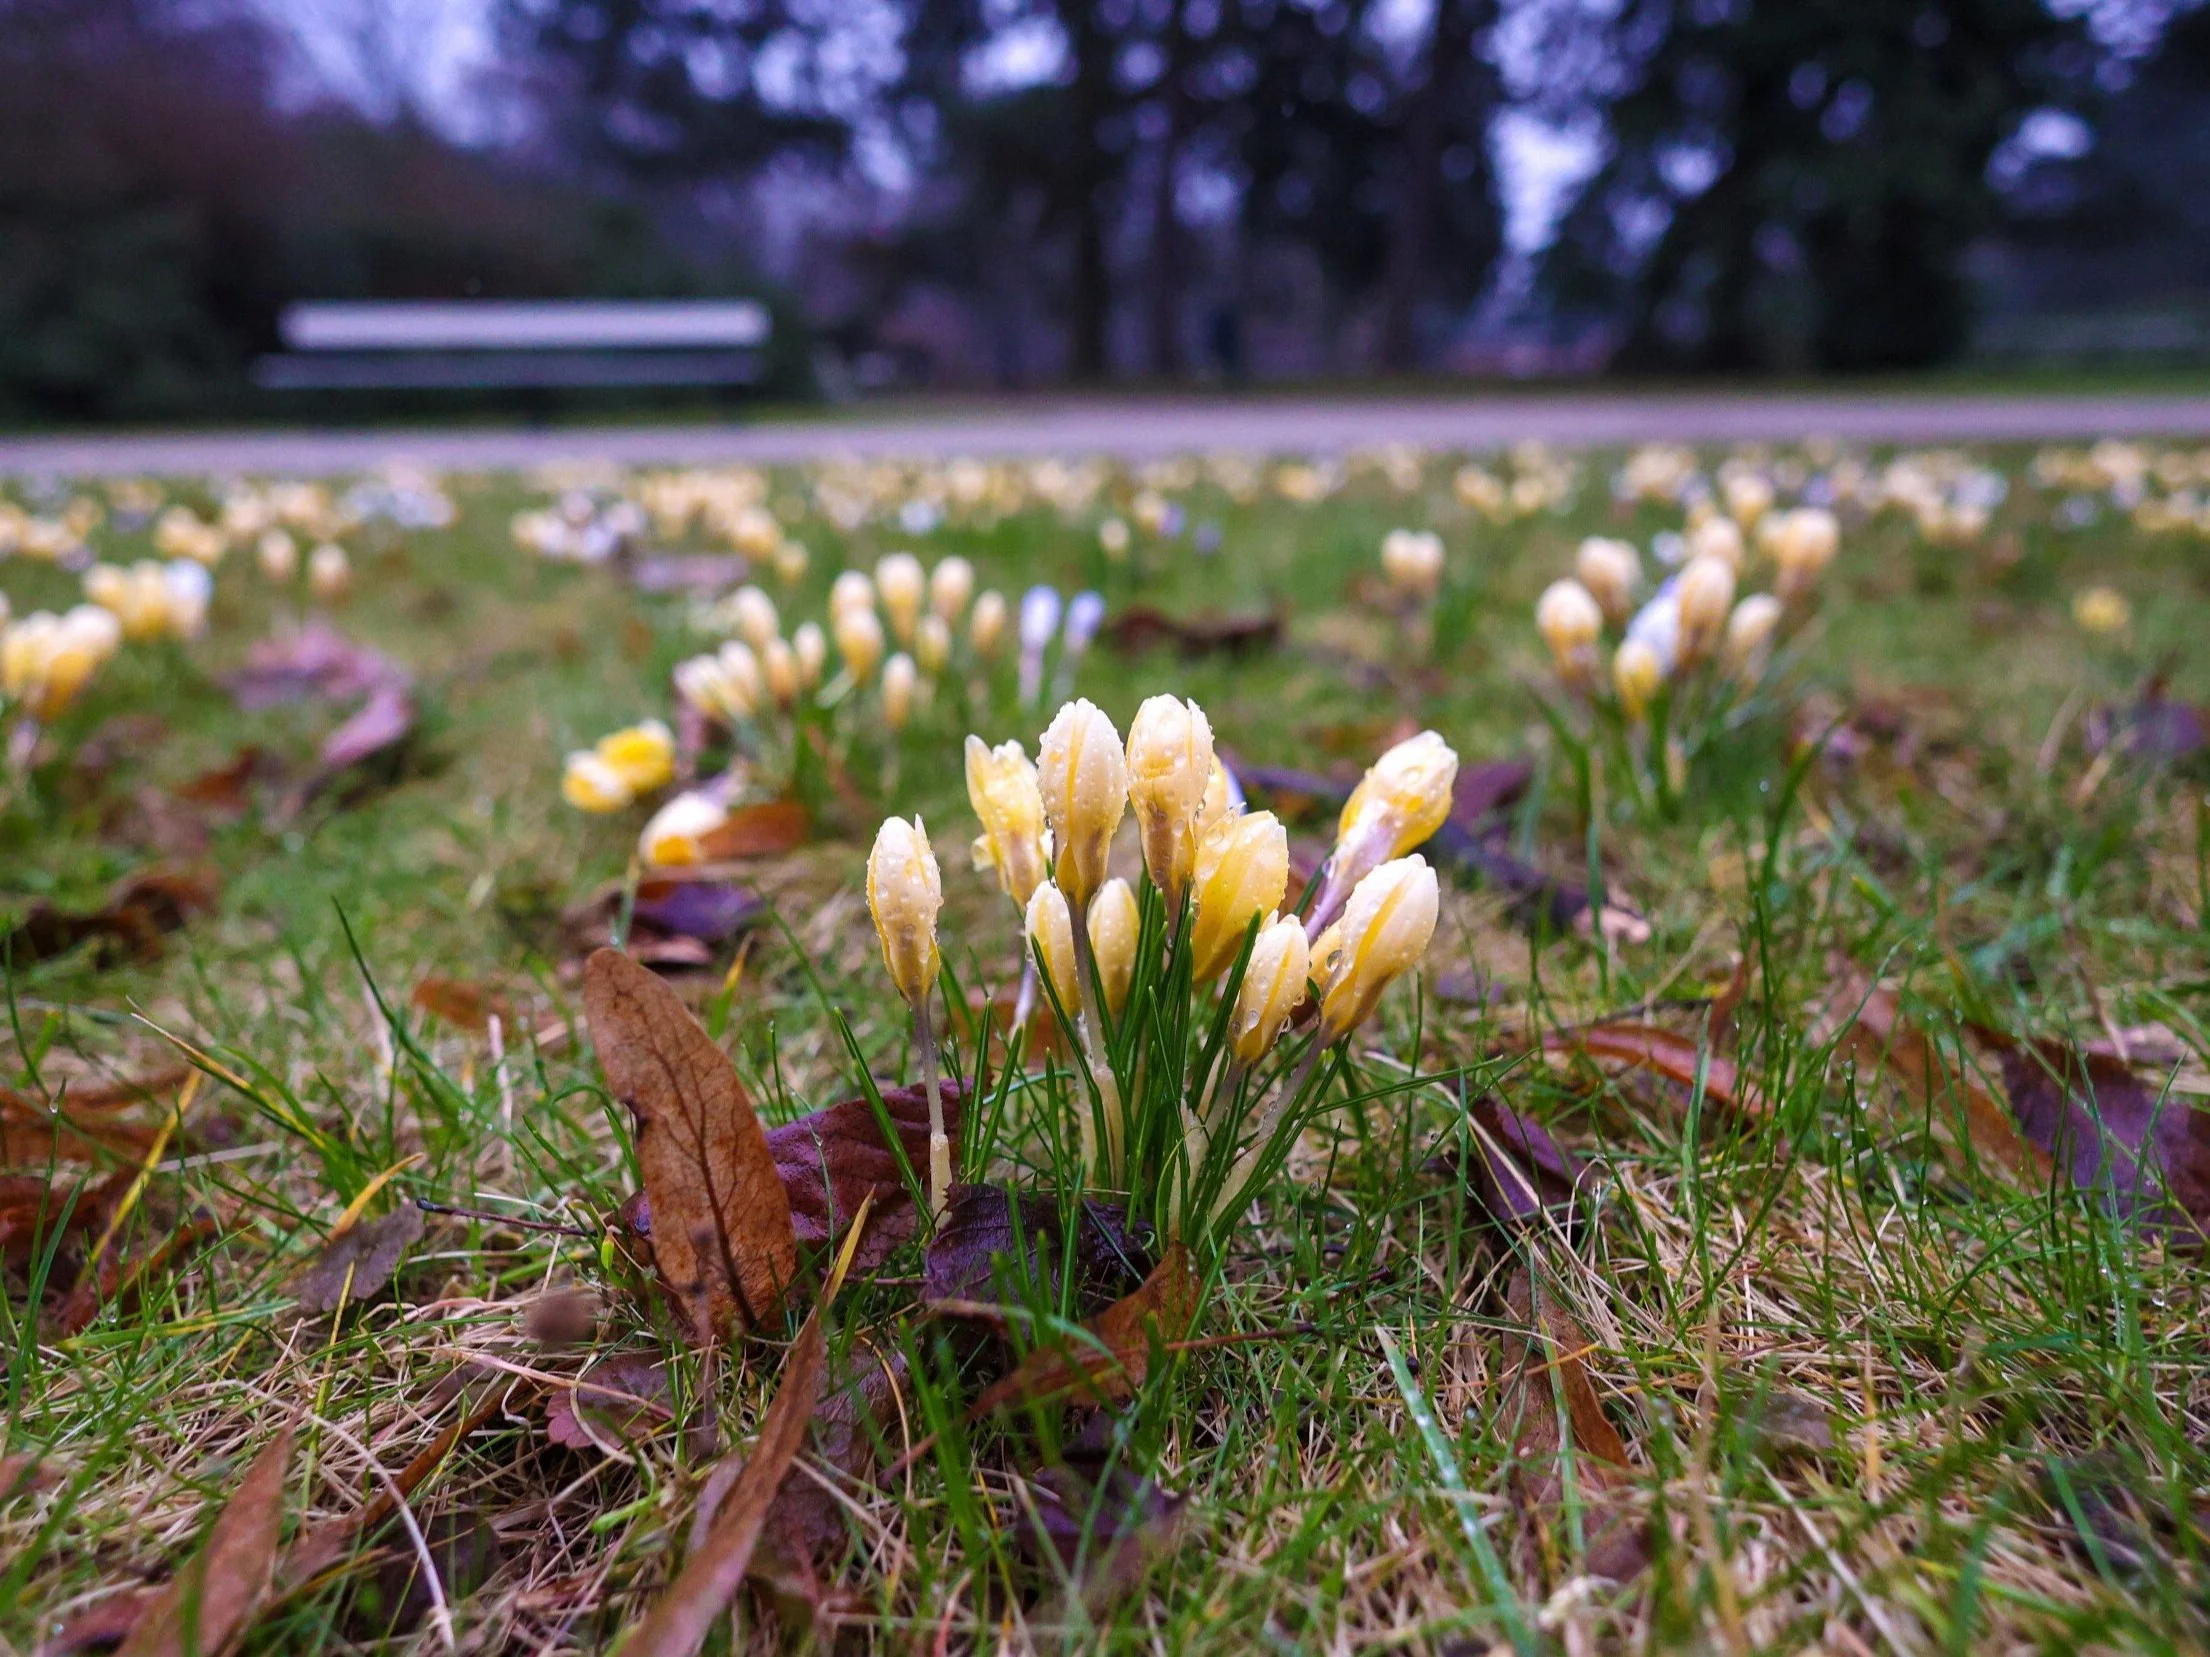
1379 528 1445 606
560 720 677 814
83 561 213 643
867 707 1449 1251
0 604 125 724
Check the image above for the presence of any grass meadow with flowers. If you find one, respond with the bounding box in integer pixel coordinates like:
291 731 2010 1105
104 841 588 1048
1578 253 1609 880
0 437 2207 1654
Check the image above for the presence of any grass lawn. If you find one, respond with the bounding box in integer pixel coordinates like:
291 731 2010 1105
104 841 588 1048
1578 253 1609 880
1 440 2206 1654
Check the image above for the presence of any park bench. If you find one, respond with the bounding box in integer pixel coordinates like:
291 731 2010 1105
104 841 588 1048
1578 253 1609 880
252 299 770 391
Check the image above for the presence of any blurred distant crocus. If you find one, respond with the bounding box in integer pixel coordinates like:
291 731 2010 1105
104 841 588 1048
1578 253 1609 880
1536 578 1604 687
1772 508 1840 603
1613 638 1664 722
915 613 952 676
762 638 799 707
834 605 886 685
1099 518 1131 560
256 529 298 583
561 750 632 813
308 542 351 602
1675 554 1736 662
876 552 925 644
930 556 975 624
773 540 809 585
1723 594 1784 681
829 569 875 621
2073 585 2132 635
969 590 1008 659
731 585 778 651
792 621 827 687
1017 586 1061 705
1380 529 1444 603
1573 537 1640 623
882 652 917 730
1687 516 1744 572
594 719 675 795
638 790 729 866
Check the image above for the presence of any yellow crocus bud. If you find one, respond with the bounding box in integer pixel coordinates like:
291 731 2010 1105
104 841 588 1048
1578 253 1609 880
1773 508 1839 603
929 555 975 624
639 790 730 866
1318 855 1439 1042
882 652 917 730
1024 880 1079 1014
1687 515 1744 571
1318 730 1456 928
966 735 1051 907
1723 470 1774 530
1 613 57 702
37 605 122 718
1573 536 1640 623
256 529 298 582
773 539 809 585
1380 529 1444 601
915 613 952 676
594 719 675 795
82 563 128 615
969 590 1008 658
731 585 779 651
1309 919 1345 990
1613 637 1664 722
1194 759 1233 842
1088 876 1139 1016
1037 698 1128 913
2073 585 2131 635
829 569 875 621
1231 915 1311 1066
792 621 827 687
561 750 633 813
308 542 351 601
1536 579 1604 685
761 637 799 707
1676 553 1736 661
867 815 942 1006
876 552 925 643
1723 593 1784 680
834 604 886 684
1125 693 1215 906
1190 809 1289 981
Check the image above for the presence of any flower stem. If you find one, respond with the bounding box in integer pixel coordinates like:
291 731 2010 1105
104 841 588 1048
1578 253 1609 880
914 993 949 1221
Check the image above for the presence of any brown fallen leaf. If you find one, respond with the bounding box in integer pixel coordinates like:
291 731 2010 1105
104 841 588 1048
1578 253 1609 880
0 1171 127 1264
3 866 219 969
173 747 282 811
560 869 767 972
114 1424 294 1657
0 1097 171 1168
699 800 809 860
53 1209 219 1337
1497 1268 1648 1586
1459 1095 1589 1235
545 1356 673 1451
1814 958 2050 1185
617 1305 827 1657
1537 1021 1764 1119
292 1205 425 1315
923 1183 1149 1315
1023 1410 1190 1615
744 1343 909 1632
38 1589 161 1657
768 1081 966 1269
409 976 513 1033
1984 1032 2210 1233
968 1244 1197 1420
584 948 797 1343
1103 604 1282 658
0 1452 57 1505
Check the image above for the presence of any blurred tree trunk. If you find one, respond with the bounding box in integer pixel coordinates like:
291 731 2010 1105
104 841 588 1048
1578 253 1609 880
1380 0 1487 373
1068 1 1114 381
1146 8 1190 378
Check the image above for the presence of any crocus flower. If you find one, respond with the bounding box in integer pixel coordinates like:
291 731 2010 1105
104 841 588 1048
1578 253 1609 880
1037 698 1127 913
1317 856 1439 1042
1190 809 1289 981
1231 915 1311 1065
1126 694 1216 907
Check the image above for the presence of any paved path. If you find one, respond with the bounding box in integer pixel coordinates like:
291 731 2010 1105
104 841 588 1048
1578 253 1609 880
4 391 2209 475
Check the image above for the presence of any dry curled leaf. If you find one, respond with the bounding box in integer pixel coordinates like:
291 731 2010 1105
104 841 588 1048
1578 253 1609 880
583 948 797 1342
1103 604 1282 658
0 1452 57 1505
1023 1411 1190 1615
1814 958 2050 1184
292 1205 424 1315
3 866 219 970
697 800 809 860
618 1306 827 1657
968 1243 1197 1419
1498 1268 1649 1586
409 975 513 1033
1460 1095 1589 1235
0 1171 127 1264
769 1081 966 1269
1538 1020 1764 1119
114 1424 294 1657
923 1183 1149 1314
545 1356 672 1451
1986 1032 2210 1234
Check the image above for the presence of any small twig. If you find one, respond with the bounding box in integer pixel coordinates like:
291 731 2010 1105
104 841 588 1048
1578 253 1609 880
414 1198 595 1238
